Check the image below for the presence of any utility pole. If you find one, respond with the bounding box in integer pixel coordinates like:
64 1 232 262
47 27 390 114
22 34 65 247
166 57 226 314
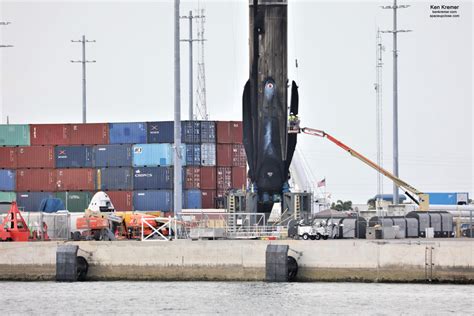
381 0 411 205
174 0 183 221
1 22 13 124
375 29 385 214
180 10 205 120
71 35 96 123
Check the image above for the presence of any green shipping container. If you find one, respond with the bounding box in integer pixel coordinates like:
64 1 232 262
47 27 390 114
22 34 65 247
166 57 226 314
55 191 92 213
0 124 30 146
0 191 16 202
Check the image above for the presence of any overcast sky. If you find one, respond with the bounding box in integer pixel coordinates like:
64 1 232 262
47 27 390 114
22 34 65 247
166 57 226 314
0 0 472 203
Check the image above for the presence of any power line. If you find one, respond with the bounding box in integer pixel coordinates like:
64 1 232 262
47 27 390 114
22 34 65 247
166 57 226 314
71 35 96 123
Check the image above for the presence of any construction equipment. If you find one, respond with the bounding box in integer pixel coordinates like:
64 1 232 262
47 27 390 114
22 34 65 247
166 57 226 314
0 202 49 241
72 192 121 241
300 127 430 211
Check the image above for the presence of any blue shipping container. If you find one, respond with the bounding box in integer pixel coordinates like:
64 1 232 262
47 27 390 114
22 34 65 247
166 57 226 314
0 169 15 191
97 168 133 190
133 190 172 211
147 121 174 143
427 193 457 205
17 192 54 212
182 121 201 143
184 189 202 209
55 146 93 168
133 167 173 190
200 121 216 143
132 144 186 167
93 144 132 167
186 144 201 166
109 122 147 144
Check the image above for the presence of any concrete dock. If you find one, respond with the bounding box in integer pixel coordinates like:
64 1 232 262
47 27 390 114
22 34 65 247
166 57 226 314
0 239 472 283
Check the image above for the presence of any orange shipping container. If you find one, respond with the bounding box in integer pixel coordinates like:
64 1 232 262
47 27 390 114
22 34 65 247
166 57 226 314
56 168 95 191
0 147 17 169
16 169 56 191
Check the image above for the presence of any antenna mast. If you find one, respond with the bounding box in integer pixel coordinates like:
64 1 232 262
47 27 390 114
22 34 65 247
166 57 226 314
195 7 208 120
375 29 384 214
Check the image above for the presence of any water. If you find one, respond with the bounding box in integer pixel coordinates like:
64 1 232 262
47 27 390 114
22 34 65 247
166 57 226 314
0 282 471 315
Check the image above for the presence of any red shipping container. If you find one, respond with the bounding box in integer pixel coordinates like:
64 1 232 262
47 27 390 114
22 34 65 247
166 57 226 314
216 121 232 144
232 144 246 167
56 168 95 191
17 146 55 168
230 121 243 144
201 190 216 209
106 191 133 211
217 167 232 190
185 167 201 189
216 144 232 167
30 124 70 145
232 166 247 189
200 166 217 189
70 123 109 145
16 169 56 191
0 147 17 169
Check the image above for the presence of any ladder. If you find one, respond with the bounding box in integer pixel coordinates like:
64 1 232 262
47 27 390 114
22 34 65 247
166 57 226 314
227 194 236 232
294 195 301 220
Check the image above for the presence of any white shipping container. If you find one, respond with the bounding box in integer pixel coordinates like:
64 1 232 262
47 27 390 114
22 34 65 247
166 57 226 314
201 143 216 166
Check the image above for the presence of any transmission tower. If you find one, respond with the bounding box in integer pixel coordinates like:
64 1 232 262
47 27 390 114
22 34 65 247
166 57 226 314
375 29 385 214
195 8 208 120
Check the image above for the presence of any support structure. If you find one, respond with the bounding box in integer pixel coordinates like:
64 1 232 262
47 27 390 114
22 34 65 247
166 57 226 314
381 1 411 205
71 35 96 124
375 29 384 213
1 22 13 123
180 10 205 120
174 0 183 220
195 8 208 120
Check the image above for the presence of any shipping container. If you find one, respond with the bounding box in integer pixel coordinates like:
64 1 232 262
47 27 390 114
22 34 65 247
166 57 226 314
133 190 173 211
427 192 470 205
201 143 216 166
201 190 216 209
200 121 216 143
232 144 246 167
133 167 175 190
93 144 132 167
182 121 201 143
132 143 186 167
106 191 133 211
109 122 147 144
0 147 17 169
185 167 200 189
230 121 243 144
217 167 232 190
56 168 95 191
0 169 15 191
69 123 109 145
97 168 133 191
216 190 227 208
200 167 217 190
30 124 69 145
184 189 202 209
147 121 174 143
17 192 54 212
55 146 93 168
17 146 55 169
55 191 92 213
216 144 232 167
16 169 56 191
186 144 201 166
232 166 247 189
0 124 30 146
216 121 232 144
0 191 16 202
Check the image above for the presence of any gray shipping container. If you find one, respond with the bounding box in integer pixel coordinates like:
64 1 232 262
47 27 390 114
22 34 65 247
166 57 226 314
182 121 201 143
133 167 174 190
201 143 216 166
200 121 216 143
93 144 132 167
17 192 54 212
97 168 133 190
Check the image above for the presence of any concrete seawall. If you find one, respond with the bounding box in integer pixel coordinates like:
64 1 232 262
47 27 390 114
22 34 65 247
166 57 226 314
0 239 472 283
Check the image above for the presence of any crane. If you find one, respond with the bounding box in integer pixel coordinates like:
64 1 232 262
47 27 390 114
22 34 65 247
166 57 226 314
298 127 430 211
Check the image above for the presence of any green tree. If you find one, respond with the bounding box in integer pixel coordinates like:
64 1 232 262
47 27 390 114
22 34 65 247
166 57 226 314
331 200 353 211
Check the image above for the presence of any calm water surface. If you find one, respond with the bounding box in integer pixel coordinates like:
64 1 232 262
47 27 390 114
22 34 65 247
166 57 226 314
0 282 472 315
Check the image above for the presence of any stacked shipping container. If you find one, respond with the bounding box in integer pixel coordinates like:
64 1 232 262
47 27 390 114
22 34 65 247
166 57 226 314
0 121 246 212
